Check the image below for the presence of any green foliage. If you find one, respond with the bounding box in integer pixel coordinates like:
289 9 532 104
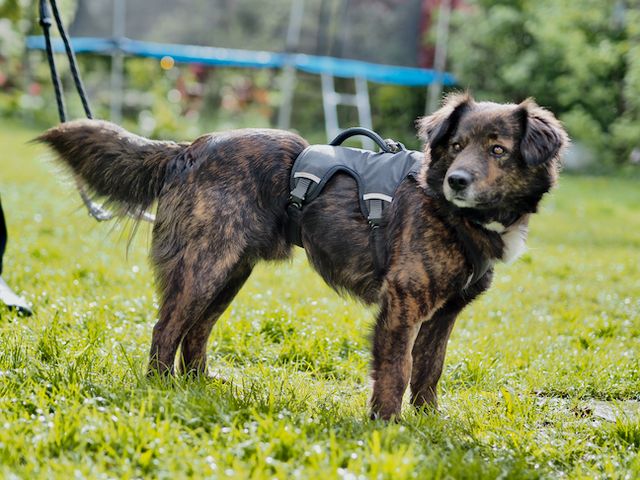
371 84 426 151
2 117 640 477
0 0 34 114
448 0 640 165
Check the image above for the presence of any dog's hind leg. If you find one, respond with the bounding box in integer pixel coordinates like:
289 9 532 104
178 263 253 376
148 242 246 376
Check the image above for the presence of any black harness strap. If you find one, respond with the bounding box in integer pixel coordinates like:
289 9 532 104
287 175 389 275
290 177 314 206
367 198 386 275
286 177 314 247
367 198 384 224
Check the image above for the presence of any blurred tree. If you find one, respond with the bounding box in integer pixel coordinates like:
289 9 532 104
447 0 640 165
0 0 33 116
1 0 79 121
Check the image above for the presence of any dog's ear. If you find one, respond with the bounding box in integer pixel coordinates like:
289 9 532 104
418 92 472 150
517 99 569 166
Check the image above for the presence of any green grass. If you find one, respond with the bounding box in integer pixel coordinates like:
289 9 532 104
1 118 639 479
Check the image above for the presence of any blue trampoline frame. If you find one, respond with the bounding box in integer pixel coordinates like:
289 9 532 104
26 36 456 87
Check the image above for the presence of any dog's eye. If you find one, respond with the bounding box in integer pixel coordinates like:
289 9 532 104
451 142 462 153
490 145 506 156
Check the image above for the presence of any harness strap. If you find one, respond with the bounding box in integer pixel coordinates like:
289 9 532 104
367 198 386 275
290 177 314 206
367 199 384 225
286 177 313 247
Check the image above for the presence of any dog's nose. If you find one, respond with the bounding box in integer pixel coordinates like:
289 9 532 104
447 170 473 192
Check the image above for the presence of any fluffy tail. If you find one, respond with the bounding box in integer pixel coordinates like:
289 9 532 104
38 119 187 215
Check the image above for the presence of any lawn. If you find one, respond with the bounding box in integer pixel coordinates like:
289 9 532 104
1 118 639 479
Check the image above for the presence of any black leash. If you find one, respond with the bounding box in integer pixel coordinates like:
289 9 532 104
39 0 92 122
38 0 155 223
39 1 66 123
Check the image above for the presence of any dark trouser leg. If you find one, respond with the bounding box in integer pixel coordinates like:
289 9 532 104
0 198 6 275
0 197 32 316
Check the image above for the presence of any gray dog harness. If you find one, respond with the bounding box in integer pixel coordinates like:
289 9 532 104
286 128 422 275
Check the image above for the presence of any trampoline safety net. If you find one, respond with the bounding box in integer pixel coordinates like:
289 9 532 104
69 0 427 69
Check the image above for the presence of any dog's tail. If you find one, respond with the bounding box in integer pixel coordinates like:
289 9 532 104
38 119 188 216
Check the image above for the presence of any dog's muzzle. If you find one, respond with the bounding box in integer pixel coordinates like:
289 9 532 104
444 169 477 208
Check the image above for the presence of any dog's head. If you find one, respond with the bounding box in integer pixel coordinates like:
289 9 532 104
419 93 568 224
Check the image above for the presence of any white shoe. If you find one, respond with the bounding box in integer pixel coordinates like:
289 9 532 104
0 275 32 316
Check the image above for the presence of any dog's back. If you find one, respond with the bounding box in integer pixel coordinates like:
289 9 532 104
39 121 308 223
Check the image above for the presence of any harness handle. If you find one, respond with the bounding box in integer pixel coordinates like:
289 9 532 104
330 127 400 153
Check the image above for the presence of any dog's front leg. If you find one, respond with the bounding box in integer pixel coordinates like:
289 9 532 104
409 302 460 410
370 284 424 421
410 273 492 410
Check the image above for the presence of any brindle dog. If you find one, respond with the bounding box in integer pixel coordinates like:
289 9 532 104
39 93 567 420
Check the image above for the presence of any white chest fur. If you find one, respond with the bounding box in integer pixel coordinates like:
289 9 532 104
483 217 530 263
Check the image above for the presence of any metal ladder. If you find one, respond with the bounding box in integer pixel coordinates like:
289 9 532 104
321 74 374 150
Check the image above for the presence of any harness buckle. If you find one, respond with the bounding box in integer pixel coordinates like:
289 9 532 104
289 195 303 210
368 217 381 228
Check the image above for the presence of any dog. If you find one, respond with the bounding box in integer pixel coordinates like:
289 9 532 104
39 93 568 420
